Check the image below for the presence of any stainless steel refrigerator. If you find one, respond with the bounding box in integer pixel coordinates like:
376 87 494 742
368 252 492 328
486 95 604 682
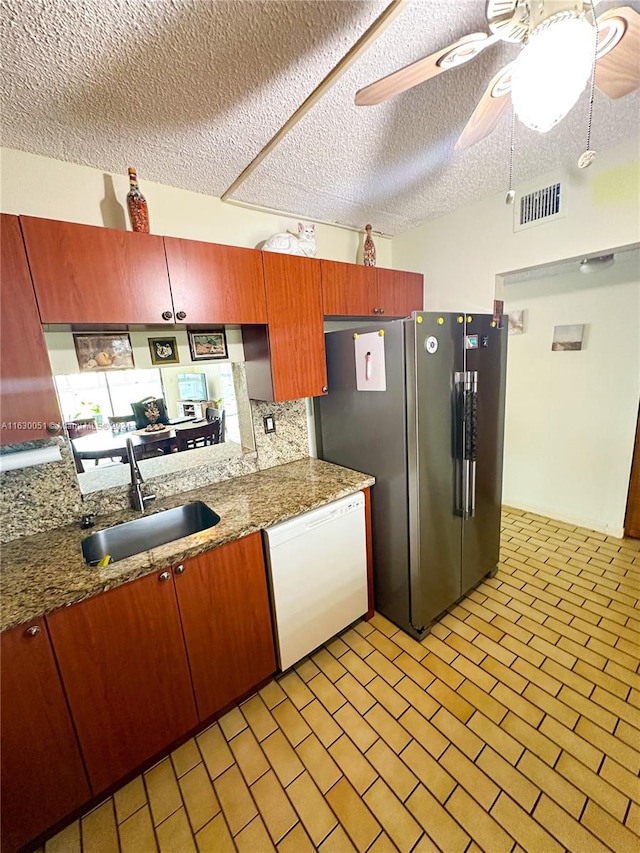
316 312 507 639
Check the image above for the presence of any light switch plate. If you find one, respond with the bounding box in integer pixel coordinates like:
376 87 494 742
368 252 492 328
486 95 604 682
263 415 276 434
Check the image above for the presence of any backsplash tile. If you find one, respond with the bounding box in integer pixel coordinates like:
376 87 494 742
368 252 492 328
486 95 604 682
0 399 309 543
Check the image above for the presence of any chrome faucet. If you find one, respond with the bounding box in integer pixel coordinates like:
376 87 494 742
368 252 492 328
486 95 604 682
126 437 156 512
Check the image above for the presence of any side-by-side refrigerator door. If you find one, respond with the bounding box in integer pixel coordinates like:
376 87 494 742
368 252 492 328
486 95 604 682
407 313 464 632
461 315 507 595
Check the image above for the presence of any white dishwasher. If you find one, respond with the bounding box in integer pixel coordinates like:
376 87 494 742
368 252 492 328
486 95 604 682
264 491 367 671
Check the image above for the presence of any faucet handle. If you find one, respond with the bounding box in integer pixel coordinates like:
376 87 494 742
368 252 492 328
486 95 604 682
143 493 156 506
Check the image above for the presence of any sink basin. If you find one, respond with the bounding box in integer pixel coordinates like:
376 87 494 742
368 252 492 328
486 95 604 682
82 502 221 566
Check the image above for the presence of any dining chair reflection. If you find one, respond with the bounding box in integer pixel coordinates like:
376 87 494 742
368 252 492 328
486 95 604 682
175 420 221 452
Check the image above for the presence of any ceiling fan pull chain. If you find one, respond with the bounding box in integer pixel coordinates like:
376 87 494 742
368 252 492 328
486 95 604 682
579 0 599 169
506 107 516 205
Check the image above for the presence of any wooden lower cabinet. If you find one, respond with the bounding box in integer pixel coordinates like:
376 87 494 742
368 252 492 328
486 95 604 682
0 618 90 853
3 535 275 847
46 570 198 794
174 533 276 720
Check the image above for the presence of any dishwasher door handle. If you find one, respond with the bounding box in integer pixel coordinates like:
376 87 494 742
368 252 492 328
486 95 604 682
305 510 342 531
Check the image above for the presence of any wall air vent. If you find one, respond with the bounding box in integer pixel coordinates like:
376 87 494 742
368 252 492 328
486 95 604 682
514 181 566 232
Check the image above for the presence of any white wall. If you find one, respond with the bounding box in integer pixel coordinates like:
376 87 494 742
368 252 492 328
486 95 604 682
502 252 640 537
0 148 392 266
393 139 640 313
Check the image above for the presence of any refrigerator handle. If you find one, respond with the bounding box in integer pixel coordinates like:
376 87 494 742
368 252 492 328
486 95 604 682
460 371 478 518
454 372 465 516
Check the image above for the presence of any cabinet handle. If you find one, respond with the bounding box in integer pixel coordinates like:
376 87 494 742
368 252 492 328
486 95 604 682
25 625 40 637
379 308 385 314
176 311 187 321
372 308 380 314
158 571 171 583
162 311 173 321
174 564 185 575
322 386 328 394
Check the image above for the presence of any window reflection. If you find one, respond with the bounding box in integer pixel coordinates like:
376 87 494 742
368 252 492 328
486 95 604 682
54 364 241 444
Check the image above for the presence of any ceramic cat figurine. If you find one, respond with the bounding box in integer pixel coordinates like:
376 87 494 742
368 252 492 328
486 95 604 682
263 222 317 257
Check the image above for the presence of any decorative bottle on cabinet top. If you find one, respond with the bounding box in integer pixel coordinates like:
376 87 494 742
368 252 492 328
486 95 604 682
363 224 376 267
126 167 150 233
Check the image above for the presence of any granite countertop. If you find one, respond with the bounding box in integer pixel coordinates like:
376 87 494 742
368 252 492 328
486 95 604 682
0 458 374 632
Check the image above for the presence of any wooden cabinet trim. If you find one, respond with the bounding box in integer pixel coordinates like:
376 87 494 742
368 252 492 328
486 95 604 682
363 487 375 620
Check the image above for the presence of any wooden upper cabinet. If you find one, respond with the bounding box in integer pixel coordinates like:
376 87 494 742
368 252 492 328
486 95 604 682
321 260 378 316
244 253 327 401
174 533 276 721
1 618 90 853
377 268 423 317
164 237 267 323
47 570 197 794
20 216 174 324
0 214 62 445
321 259 423 318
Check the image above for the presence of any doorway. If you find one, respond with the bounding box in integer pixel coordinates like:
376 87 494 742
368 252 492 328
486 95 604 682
500 248 640 538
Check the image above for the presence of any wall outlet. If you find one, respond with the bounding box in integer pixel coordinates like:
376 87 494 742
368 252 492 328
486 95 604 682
263 414 276 434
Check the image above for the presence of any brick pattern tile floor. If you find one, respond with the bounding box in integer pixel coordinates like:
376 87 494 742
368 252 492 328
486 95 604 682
43 508 640 853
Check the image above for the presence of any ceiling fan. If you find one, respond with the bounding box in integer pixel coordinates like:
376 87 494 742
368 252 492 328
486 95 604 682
355 1 640 150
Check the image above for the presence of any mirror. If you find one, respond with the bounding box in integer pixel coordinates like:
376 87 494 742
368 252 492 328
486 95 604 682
44 327 256 495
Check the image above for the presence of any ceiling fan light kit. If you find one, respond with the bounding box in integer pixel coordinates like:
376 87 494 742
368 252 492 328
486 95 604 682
510 11 596 133
355 1 639 147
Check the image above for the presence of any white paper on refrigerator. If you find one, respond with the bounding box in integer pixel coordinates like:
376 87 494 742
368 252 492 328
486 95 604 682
354 331 386 391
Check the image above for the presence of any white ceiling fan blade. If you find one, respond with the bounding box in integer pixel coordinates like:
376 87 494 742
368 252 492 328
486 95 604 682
595 6 640 99
355 32 500 106
455 63 513 151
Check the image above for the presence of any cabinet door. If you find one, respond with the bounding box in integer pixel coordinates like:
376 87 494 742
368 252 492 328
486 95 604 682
265 253 327 400
20 216 174 324
377 268 423 317
321 260 379 316
47 571 197 793
0 215 61 445
174 533 276 721
1 619 90 853
164 237 267 323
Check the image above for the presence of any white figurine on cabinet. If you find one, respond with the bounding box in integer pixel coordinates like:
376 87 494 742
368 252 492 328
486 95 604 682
263 223 316 257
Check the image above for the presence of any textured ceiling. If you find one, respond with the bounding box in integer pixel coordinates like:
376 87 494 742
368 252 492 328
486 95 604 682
1 0 639 235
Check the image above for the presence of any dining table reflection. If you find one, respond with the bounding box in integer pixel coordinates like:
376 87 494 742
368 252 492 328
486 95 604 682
70 418 221 471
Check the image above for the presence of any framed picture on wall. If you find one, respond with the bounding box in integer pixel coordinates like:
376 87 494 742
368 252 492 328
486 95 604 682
73 333 135 371
552 324 585 351
508 310 525 336
148 336 180 365
188 330 228 361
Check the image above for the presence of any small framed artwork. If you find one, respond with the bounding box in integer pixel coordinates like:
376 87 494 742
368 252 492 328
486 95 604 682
552 324 585 351
74 333 134 371
148 336 180 365
508 310 525 336
188 330 228 361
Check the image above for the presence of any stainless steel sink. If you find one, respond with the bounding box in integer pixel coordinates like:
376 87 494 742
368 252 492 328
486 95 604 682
82 502 221 566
